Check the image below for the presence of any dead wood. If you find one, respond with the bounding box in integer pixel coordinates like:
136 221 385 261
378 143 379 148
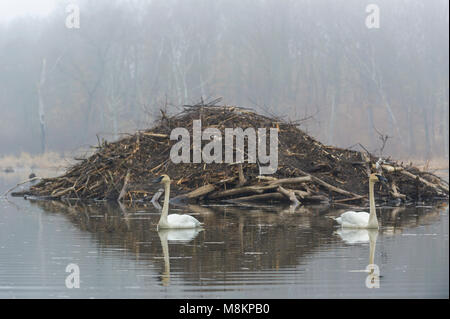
17 103 448 204
277 186 300 205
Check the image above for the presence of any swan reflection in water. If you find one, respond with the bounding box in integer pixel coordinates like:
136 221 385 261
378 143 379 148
336 228 380 288
158 228 202 286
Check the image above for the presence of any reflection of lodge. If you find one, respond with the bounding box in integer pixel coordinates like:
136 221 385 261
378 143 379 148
31 200 446 284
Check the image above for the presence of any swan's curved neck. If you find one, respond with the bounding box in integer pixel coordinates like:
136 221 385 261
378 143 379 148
159 182 170 227
368 180 379 228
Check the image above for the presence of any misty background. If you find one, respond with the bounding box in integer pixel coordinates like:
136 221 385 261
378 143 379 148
0 0 448 162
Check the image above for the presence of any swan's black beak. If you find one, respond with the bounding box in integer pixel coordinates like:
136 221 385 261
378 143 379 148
152 176 163 183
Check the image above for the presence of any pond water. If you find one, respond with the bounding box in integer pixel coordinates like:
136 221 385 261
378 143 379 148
0 174 448 298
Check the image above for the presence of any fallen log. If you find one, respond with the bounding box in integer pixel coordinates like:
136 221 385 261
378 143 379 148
227 192 285 203
277 186 300 205
390 182 406 200
296 168 361 198
173 184 216 201
377 163 448 194
400 170 448 194
268 176 312 186
141 132 169 138
376 164 404 173
208 184 279 199
333 195 367 204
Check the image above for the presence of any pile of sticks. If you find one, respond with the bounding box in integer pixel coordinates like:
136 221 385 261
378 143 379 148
13 103 449 205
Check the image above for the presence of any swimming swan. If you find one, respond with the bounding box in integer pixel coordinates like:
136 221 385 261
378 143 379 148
335 173 387 229
153 174 203 229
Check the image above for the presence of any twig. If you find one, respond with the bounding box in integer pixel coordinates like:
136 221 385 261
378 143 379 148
2 177 40 197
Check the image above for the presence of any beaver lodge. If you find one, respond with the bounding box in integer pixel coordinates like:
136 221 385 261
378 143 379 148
14 102 449 205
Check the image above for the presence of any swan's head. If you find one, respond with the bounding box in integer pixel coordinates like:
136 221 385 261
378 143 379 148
369 173 388 185
152 174 171 184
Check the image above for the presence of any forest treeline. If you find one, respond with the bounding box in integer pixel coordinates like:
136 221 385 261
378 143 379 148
0 0 448 161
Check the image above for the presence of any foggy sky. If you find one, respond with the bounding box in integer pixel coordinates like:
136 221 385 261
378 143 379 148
0 0 448 160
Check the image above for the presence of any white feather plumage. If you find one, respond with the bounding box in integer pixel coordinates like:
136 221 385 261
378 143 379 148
335 211 371 229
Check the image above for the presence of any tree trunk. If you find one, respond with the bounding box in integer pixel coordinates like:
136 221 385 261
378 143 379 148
37 58 47 153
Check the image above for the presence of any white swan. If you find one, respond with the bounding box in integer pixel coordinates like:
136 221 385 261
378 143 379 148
335 173 387 229
153 174 203 229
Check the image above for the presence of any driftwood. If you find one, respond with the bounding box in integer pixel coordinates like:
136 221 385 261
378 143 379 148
141 132 168 138
390 182 406 200
117 170 131 201
377 164 448 193
277 186 300 205
209 184 279 199
399 170 448 194
52 186 75 198
295 168 361 198
2 177 41 197
268 176 312 186
227 192 286 203
172 184 216 201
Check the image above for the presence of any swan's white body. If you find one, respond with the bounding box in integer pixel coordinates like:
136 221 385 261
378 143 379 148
157 175 202 229
335 211 373 229
162 214 202 229
335 174 381 229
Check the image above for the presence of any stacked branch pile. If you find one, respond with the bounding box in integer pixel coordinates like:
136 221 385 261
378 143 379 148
17 104 449 204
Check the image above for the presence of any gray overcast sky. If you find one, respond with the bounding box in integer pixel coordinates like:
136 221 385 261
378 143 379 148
0 0 57 22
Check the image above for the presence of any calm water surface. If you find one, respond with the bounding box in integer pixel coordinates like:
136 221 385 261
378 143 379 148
0 174 448 298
